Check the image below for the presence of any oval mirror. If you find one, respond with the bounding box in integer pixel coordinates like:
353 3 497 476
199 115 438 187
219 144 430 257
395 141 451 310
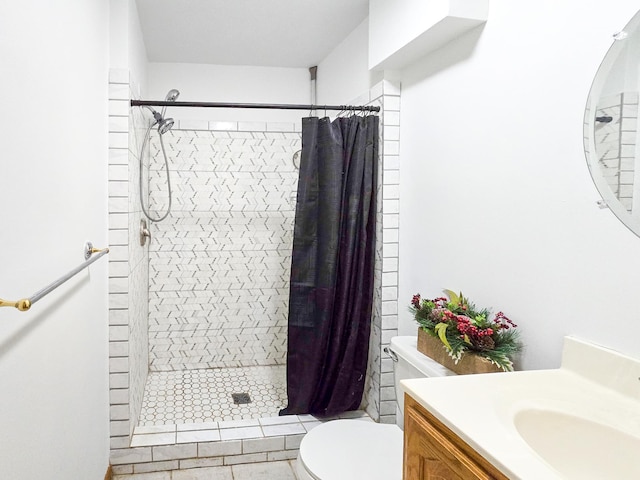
584 9 640 236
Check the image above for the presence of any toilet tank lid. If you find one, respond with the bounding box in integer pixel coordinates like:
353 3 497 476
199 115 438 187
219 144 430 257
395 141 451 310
390 335 457 378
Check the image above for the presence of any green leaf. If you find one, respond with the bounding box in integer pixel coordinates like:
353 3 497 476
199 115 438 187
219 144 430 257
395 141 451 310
472 313 487 327
443 289 460 305
434 323 452 350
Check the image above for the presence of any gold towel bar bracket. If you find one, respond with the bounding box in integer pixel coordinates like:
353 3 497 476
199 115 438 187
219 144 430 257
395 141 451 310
1 241 109 312
0 298 32 311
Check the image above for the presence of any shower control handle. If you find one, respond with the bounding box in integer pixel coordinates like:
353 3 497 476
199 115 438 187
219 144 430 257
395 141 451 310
140 219 151 246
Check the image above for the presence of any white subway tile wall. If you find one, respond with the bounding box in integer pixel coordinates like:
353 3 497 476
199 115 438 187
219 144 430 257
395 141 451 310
108 71 400 471
363 80 400 425
108 69 151 447
592 92 638 212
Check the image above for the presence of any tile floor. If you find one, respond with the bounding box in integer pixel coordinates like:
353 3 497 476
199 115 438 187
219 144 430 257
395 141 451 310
138 366 287 426
113 460 299 479
131 364 372 453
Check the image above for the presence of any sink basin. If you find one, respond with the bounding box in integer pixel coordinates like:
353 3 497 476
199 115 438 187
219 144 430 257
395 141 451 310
514 408 640 479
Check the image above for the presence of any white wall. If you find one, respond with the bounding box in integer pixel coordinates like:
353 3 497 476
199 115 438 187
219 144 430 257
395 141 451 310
107 0 152 452
111 0 149 96
317 1 640 370
317 19 371 105
0 1 110 478
147 63 310 123
368 0 488 71
398 0 640 370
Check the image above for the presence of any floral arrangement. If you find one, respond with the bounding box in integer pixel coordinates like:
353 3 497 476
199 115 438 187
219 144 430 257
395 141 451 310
410 289 521 372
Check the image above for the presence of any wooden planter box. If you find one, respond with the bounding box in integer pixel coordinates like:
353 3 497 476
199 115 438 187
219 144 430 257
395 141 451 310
417 328 501 375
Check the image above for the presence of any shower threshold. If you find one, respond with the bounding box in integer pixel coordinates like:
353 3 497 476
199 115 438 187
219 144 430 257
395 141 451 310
131 411 372 448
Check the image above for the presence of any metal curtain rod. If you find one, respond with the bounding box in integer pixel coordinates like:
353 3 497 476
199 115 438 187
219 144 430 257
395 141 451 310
0 242 109 312
131 100 380 112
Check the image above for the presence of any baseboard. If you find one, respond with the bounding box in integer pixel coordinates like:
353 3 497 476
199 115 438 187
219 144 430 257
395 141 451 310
104 465 112 480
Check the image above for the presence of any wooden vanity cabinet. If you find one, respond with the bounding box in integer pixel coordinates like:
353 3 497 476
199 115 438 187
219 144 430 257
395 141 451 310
403 394 509 480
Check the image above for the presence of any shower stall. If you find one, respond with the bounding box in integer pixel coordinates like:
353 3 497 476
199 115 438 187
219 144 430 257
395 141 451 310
107 69 401 472
141 111 299 426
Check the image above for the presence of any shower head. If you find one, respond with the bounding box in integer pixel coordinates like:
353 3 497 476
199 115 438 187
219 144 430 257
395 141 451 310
165 89 180 102
141 88 180 134
148 107 174 135
161 88 180 118
157 117 174 135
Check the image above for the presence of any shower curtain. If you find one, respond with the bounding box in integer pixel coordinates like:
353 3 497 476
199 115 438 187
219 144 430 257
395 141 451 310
280 114 378 416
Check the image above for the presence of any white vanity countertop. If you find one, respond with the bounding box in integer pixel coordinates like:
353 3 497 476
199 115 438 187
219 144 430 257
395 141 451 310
401 337 640 480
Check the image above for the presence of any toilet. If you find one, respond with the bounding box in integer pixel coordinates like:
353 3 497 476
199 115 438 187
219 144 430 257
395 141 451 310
295 335 457 480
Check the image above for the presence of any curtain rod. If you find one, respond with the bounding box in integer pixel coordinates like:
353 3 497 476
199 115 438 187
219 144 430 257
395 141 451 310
130 100 380 112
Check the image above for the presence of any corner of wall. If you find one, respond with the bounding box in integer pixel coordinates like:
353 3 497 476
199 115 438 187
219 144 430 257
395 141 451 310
362 80 401 424
108 67 151 456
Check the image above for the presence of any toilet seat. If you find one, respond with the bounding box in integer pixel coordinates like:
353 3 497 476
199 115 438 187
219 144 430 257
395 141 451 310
297 419 403 480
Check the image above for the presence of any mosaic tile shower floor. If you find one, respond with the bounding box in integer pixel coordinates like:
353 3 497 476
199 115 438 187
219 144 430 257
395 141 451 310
138 366 287 426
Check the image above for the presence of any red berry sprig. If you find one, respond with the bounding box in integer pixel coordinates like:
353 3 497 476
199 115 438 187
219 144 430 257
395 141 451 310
411 294 421 309
493 311 517 329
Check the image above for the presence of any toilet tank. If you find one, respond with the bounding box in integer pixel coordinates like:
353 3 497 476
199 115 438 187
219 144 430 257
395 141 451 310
388 335 457 427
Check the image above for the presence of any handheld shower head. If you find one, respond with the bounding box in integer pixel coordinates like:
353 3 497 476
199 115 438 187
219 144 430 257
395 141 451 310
161 88 180 118
141 88 180 135
165 89 180 102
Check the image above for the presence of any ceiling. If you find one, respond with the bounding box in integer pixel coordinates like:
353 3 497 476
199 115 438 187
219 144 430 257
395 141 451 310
135 0 369 68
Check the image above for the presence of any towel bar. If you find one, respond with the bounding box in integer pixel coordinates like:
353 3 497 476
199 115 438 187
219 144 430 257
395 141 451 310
0 242 109 312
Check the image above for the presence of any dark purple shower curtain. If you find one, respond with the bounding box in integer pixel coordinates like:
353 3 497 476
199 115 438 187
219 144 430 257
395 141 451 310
279 115 378 417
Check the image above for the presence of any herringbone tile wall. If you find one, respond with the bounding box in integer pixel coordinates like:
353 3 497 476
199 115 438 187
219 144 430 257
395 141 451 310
147 127 301 371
